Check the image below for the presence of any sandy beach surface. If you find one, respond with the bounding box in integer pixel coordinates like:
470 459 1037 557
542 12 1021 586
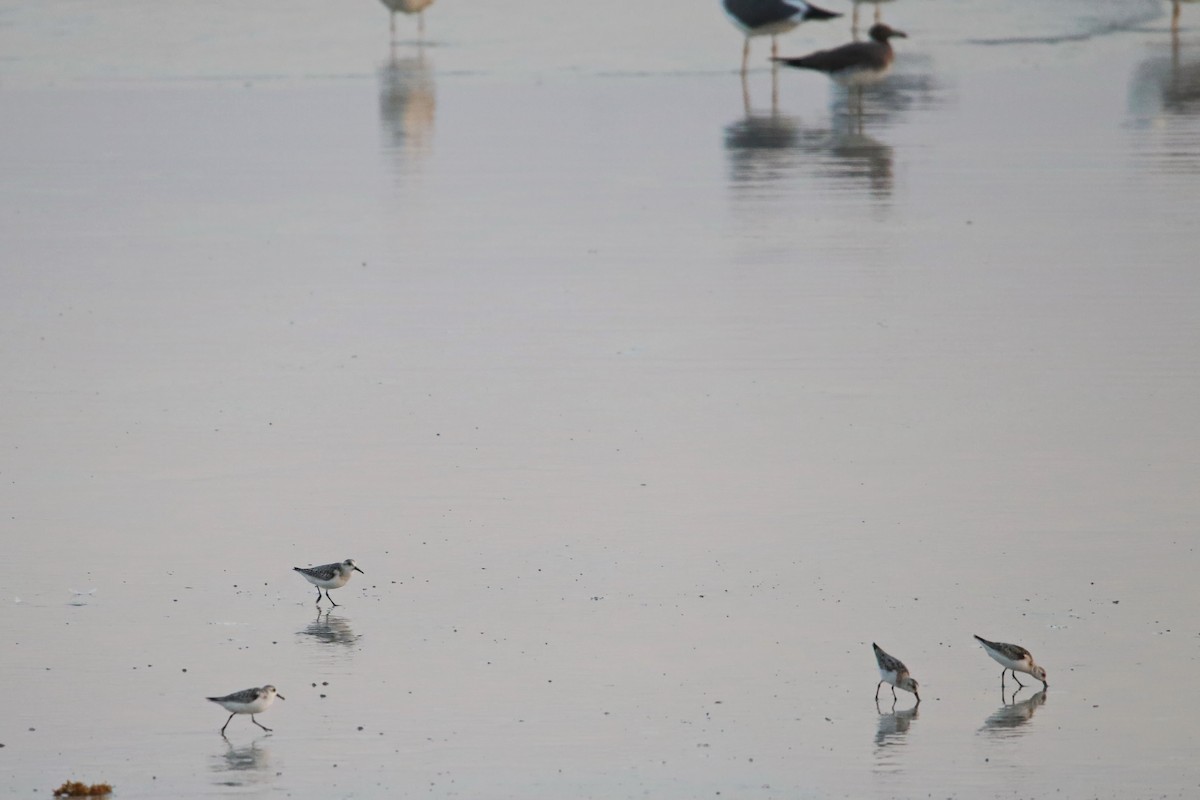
3 0 1200 797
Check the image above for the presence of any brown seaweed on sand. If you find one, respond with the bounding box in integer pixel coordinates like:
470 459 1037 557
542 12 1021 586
52 781 113 797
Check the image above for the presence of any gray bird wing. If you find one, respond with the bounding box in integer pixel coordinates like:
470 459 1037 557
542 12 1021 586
295 563 341 580
209 687 261 704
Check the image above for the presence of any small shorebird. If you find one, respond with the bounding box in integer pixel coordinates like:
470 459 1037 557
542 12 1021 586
773 22 907 85
722 0 841 74
207 685 284 735
872 642 920 704
379 0 435 37
293 559 364 607
974 635 1048 689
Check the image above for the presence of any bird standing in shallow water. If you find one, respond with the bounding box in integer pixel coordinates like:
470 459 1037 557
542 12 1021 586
207 685 284 736
379 0 435 37
773 22 907 85
722 0 842 74
293 559 364 607
873 642 920 704
974 634 1048 689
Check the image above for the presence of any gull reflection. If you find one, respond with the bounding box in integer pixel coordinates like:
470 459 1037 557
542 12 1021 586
725 51 940 198
724 100 801 184
823 119 894 197
298 610 360 646
1127 14 1200 173
210 737 271 788
724 102 894 197
979 689 1047 737
1129 23 1200 120
379 44 436 166
828 54 942 127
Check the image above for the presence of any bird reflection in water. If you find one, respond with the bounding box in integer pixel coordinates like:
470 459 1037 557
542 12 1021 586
724 100 894 196
379 43 436 165
1127 7 1200 172
379 0 435 40
979 689 1047 736
298 609 360 646
729 51 938 197
1130 15 1200 119
211 737 272 788
823 111 895 197
724 94 801 184
875 698 919 746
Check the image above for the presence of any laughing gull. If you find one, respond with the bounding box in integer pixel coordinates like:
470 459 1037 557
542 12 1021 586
722 0 842 74
773 23 906 84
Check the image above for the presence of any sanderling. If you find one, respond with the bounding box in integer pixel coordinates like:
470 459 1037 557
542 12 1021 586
293 559 364 606
872 642 920 704
974 634 1048 689
207 685 284 735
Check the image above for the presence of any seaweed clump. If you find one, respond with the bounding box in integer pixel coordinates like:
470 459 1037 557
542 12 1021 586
52 781 113 797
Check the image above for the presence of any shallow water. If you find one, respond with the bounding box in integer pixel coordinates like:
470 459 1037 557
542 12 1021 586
3 0 1200 797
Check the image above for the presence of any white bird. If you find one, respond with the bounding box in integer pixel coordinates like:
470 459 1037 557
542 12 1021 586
207 685 284 735
293 559 364 607
872 642 920 704
722 0 842 74
974 634 1048 689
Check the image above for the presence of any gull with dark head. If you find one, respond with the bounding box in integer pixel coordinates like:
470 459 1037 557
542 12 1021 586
774 23 907 85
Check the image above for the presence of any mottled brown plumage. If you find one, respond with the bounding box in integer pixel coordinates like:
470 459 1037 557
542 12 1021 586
774 23 906 83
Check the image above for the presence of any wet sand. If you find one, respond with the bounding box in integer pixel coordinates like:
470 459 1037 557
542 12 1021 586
3 0 1200 797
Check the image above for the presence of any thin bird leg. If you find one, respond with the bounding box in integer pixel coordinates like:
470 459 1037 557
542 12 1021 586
314 585 323 605
251 715 272 732
771 35 779 60
220 713 235 735
1011 671 1025 688
742 37 751 74
325 589 339 607
875 681 883 701
771 60 779 111
891 685 898 701
1000 668 1006 688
